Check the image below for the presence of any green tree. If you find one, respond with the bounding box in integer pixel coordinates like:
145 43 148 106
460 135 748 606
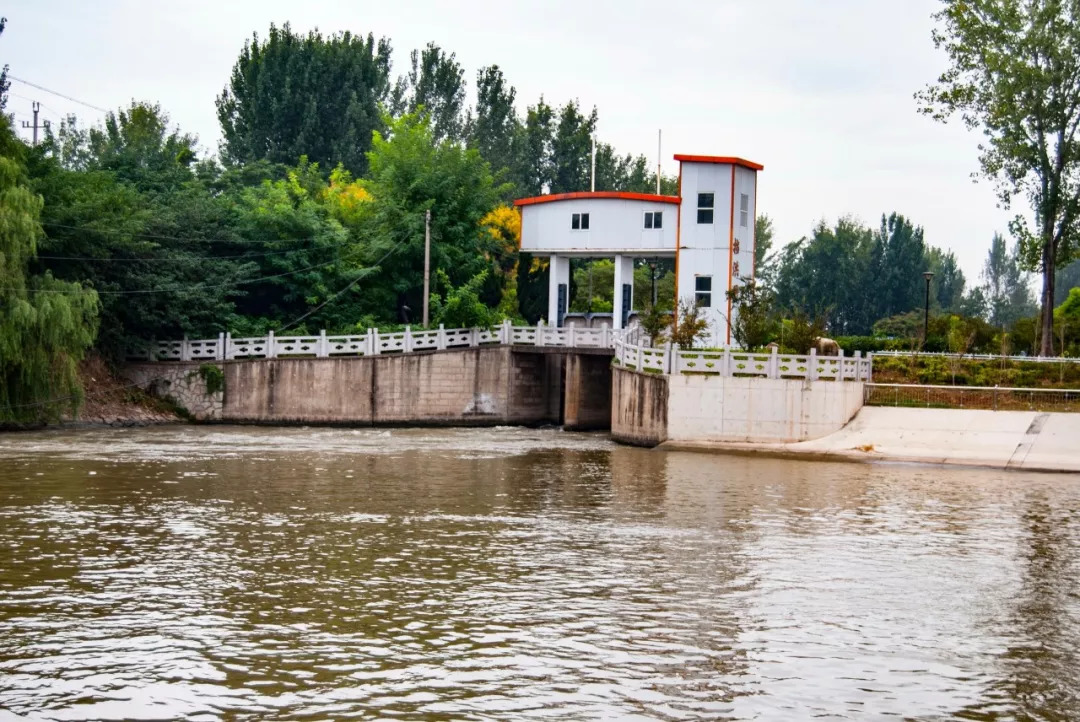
217 23 392 175
1 115 99 424
918 0 1080 355
754 214 776 286
981 232 1036 327
518 97 555 196
549 101 597 194
926 246 966 311
1057 258 1080 303
391 42 466 143
670 298 709 348
728 278 779 350
469 65 521 193
362 112 503 323
869 212 927 321
429 269 500 329
774 217 875 334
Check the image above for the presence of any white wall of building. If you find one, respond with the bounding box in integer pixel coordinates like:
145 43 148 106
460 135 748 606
520 197 678 254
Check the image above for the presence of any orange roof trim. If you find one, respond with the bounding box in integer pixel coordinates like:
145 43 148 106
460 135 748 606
673 154 764 171
514 191 682 207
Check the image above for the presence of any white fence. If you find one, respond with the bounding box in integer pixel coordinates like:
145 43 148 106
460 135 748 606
612 338 873 381
872 350 1080 364
126 321 617 362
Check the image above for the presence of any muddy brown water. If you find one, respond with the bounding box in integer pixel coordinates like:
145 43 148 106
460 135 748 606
1 426 1078 720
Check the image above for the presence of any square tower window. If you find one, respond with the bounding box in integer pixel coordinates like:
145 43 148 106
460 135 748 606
571 212 590 230
697 193 714 224
695 276 712 307
740 193 750 227
644 211 663 229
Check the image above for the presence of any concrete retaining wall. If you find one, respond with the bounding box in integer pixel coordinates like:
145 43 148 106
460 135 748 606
126 347 612 428
667 375 864 443
611 367 669 446
611 367 864 447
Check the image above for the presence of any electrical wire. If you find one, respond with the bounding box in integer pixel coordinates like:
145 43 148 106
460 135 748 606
36 245 333 262
41 222 326 246
7 75 110 113
8 255 348 295
279 239 409 332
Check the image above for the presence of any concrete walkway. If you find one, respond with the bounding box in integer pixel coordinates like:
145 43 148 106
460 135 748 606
661 406 1080 473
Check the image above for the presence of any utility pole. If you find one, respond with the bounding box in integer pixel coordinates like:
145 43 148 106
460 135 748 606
422 209 432 328
656 129 662 195
590 136 596 192
21 101 49 146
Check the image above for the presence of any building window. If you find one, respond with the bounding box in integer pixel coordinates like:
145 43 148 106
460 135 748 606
571 212 590 230
697 193 714 224
644 211 663 229
695 276 712 307
740 193 749 228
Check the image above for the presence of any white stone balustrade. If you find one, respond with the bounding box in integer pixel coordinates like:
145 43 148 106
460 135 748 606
126 321 616 362
612 338 873 381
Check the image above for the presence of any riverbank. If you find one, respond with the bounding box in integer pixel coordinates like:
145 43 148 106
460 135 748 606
661 406 1080 473
67 356 182 428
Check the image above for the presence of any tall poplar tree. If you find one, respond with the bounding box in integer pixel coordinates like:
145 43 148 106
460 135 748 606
217 24 393 174
918 0 1080 354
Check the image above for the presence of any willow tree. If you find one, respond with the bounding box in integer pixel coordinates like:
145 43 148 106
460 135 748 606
917 0 1080 355
0 116 99 424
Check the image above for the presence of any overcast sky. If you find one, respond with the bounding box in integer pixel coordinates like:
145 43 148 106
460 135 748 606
3 0 1015 282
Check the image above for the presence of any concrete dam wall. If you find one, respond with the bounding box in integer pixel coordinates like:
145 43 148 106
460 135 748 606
124 346 613 429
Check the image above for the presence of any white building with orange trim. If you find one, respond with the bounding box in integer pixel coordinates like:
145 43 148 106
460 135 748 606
514 154 762 345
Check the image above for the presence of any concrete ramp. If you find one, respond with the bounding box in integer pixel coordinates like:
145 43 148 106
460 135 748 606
663 407 1080 473
792 407 1080 472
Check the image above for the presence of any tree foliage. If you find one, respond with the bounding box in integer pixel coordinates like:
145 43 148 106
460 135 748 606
918 0 1080 355
217 23 392 175
0 115 99 424
727 278 779 350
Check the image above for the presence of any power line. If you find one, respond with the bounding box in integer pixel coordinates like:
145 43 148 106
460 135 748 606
36 245 333 263
8 255 349 296
280 239 408 331
41 222 326 246
7 75 109 113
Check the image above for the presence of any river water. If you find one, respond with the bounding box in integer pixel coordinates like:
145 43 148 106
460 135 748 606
0 426 1078 721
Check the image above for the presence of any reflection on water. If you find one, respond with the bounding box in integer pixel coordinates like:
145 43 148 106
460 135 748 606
1 425 1079 720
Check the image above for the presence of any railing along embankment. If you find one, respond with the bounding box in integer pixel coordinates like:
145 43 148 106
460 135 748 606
127 321 615 362
612 338 873 381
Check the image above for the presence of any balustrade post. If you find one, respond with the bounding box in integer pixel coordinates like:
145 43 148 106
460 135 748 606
437 324 447 350
852 350 861 381
217 332 225 361
769 345 779 379
536 320 545 347
808 347 818 381
319 329 328 358
225 332 234 361
568 326 576 348
866 352 874 382
722 347 732 377
371 328 380 355
266 329 276 359
181 336 191 362
404 325 413 353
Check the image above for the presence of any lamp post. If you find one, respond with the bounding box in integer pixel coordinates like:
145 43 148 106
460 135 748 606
922 271 934 346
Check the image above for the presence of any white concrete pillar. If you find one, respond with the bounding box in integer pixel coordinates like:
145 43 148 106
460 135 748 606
547 254 571 327
612 254 635 330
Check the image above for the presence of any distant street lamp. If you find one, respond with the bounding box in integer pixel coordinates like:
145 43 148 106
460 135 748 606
922 271 935 346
